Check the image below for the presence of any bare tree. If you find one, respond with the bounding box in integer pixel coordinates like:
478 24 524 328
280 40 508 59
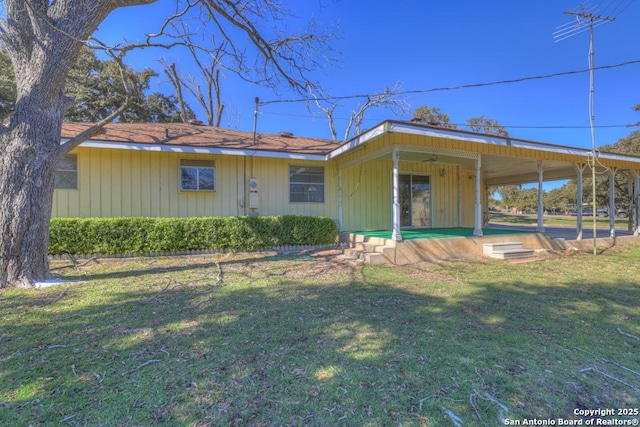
310 83 410 141
159 22 229 126
0 0 334 288
308 87 339 140
162 61 194 123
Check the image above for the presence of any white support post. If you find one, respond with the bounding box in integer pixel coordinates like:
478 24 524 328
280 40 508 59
537 161 545 233
473 154 483 236
391 146 402 241
609 168 617 238
575 164 586 240
337 169 343 232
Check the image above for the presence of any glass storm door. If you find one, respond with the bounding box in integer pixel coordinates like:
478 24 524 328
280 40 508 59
399 174 431 228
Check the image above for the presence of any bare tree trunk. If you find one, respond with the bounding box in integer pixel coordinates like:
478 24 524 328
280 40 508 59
163 61 190 123
0 0 156 288
213 69 224 127
0 118 62 288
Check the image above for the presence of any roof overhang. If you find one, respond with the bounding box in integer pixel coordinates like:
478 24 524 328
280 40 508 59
65 139 326 161
65 120 640 186
328 120 640 185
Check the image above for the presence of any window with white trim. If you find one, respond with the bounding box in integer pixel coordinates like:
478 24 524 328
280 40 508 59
54 154 78 190
180 159 215 191
289 165 324 203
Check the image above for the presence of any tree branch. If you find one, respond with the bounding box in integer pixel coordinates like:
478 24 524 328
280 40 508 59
61 42 136 152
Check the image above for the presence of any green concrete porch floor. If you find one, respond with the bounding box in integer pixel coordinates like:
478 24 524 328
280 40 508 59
350 227 533 240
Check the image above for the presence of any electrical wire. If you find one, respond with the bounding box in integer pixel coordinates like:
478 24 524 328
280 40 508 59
259 58 640 106
259 110 639 131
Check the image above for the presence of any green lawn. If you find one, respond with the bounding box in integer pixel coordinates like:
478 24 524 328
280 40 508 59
1 246 639 426
490 212 632 228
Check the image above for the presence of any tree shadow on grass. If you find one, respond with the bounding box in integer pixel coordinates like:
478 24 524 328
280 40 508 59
1 254 638 426
52 253 289 282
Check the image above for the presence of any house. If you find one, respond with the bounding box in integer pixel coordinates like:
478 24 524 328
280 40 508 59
55 120 640 244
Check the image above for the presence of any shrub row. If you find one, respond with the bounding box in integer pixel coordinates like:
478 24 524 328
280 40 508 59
49 215 339 255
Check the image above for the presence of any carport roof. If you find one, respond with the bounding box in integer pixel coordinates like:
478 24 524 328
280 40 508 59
330 120 640 185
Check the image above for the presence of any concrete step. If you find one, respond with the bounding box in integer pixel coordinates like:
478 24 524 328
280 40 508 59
358 242 396 256
363 252 388 264
483 242 524 256
343 246 392 265
489 249 536 260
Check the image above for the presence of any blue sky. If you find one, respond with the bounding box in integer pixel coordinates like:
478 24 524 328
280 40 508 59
96 0 640 151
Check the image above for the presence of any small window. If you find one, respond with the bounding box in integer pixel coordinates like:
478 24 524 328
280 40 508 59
54 154 78 190
289 165 324 203
180 159 215 191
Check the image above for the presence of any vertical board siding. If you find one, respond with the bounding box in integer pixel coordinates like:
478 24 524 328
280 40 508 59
120 150 132 217
52 148 338 223
110 149 122 217
89 149 103 217
460 171 477 227
339 158 461 231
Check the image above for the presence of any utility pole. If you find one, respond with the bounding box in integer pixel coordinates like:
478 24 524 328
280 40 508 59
554 3 616 255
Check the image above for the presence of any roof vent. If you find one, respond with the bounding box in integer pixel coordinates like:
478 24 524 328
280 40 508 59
279 131 294 138
188 119 204 126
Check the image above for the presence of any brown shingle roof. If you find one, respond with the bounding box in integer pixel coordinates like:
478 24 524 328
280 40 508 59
61 122 338 156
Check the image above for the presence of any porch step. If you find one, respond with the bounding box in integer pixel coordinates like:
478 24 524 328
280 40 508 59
342 248 388 264
483 242 536 260
357 242 396 257
488 248 536 260
338 233 396 265
483 242 525 256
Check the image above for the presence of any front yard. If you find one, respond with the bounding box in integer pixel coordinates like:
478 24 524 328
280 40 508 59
1 245 639 426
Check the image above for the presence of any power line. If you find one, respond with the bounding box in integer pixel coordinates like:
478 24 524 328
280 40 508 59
260 110 639 130
259 58 640 106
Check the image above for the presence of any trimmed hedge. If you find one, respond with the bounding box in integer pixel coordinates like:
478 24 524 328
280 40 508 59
49 215 339 255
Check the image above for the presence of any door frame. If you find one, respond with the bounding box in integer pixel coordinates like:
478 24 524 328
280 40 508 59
394 172 433 229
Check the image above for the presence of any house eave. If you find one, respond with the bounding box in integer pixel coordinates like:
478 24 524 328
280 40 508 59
65 139 326 161
325 122 390 160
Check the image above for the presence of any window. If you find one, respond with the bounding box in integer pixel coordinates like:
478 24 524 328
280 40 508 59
289 165 324 203
180 159 215 191
54 154 78 189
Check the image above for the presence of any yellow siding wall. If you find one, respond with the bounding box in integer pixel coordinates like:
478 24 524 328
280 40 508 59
340 159 462 231
459 170 488 228
52 135 496 231
53 147 338 221
460 170 476 228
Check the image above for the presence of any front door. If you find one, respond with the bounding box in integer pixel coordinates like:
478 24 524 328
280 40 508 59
399 174 431 228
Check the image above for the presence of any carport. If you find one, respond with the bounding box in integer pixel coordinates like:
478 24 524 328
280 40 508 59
330 121 640 242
